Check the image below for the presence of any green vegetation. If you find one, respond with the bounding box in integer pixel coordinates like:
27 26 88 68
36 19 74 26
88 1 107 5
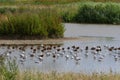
54 2 120 24
70 2 120 24
0 56 18 80
0 0 120 5
0 7 16 14
1 2 120 24
0 9 64 39
0 1 120 39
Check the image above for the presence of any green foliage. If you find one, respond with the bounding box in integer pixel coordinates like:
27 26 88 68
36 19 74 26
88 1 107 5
0 0 15 2
0 58 18 80
33 0 82 5
62 2 120 24
0 7 16 14
0 9 64 39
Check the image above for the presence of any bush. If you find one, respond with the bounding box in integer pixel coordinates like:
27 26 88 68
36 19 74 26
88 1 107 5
73 3 120 24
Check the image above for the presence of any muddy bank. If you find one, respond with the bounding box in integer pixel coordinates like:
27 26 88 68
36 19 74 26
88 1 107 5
0 37 97 45
0 38 75 45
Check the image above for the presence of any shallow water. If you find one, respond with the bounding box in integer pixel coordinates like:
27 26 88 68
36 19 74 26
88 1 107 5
1 23 120 74
64 23 120 40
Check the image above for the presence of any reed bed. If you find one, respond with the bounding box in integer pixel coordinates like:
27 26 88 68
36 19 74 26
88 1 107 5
0 9 64 39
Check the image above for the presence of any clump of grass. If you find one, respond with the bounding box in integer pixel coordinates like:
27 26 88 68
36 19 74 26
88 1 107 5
0 9 64 39
0 57 18 80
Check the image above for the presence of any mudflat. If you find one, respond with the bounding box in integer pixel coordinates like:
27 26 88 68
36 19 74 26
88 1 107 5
0 37 96 45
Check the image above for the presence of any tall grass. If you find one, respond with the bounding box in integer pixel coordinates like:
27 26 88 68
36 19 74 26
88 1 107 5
0 56 18 80
0 9 64 39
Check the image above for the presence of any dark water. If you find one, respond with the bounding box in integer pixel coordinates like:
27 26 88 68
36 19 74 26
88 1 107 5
1 23 120 74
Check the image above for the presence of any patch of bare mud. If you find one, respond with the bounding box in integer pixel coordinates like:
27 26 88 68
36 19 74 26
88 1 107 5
0 37 97 45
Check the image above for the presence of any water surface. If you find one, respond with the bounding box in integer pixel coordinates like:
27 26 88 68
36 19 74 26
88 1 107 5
1 23 120 74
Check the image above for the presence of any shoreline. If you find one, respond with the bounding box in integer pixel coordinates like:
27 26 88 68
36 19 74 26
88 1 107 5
0 37 96 45
0 37 77 45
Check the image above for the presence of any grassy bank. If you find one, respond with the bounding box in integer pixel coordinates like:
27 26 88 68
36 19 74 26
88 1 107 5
1 72 120 80
15 73 120 80
0 9 64 39
0 57 120 80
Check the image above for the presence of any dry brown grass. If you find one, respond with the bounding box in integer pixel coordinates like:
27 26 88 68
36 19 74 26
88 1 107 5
14 72 120 80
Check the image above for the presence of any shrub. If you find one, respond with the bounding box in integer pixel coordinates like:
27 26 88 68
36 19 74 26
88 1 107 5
73 3 120 24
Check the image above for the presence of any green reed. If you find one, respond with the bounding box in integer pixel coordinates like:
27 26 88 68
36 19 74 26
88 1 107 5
0 9 64 39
